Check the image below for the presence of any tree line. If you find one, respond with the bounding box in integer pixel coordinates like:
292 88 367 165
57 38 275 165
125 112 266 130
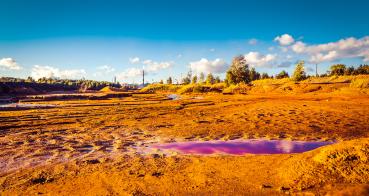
161 55 369 85
0 77 121 94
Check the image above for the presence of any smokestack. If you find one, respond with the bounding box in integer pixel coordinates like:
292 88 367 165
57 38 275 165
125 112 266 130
142 69 145 86
316 64 318 77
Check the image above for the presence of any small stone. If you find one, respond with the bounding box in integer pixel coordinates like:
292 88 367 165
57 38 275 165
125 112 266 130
261 184 273 189
280 186 290 191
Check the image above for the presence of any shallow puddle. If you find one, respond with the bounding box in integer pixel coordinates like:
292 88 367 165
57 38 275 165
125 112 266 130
167 94 180 100
150 139 335 155
0 103 56 109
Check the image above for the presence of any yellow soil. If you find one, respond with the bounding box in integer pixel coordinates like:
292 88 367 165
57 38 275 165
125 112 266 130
99 86 124 92
0 90 368 195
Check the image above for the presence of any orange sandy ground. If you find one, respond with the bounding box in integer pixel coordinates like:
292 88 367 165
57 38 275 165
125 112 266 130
0 92 368 195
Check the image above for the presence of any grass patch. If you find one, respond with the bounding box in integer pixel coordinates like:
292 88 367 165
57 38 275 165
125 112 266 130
222 83 250 94
140 84 181 93
252 78 292 86
350 76 369 88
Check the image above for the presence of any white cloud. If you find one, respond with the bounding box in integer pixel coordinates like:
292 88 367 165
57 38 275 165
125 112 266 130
143 60 174 72
291 41 306 53
274 34 295 46
31 65 86 80
129 57 140 64
248 38 258 45
0 58 22 70
310 51 338 64
209 48 216 52
189 58 228 74
291 36 369 63
97 65 115 73
244 52 277 67
117 68 142 80
117 59 174 81
177 54 182 58
280 47 289 53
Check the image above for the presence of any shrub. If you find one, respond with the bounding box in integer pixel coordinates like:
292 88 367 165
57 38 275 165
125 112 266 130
276 70 289 79
222 83 249 94
193 85 206 93
210 83 225 92
140 84 180 93
329 64 346 76
350 76 369 88
292 61 307 82
222 84 237 94
206 73 215 84
177 84 195 94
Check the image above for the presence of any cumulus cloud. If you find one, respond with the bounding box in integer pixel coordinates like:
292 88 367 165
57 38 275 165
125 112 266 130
189 58 228 74
117 59 174 81
274 34 295 46
129 57 140 64
248 38 258 45
31 65 86 80
244 52 277 67
142 60 174 72
291 36 369 63
291 41 307 53
0 58 22 70
97 65 115 73
117 68 142 80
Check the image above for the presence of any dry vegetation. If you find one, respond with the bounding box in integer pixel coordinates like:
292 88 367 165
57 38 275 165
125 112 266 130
141 75 369 95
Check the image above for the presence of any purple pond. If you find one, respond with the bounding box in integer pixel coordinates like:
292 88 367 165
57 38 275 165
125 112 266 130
151 139 334 155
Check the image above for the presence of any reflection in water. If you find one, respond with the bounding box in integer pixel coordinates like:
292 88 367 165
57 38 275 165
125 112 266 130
151 139 334 155
0 103 56 108
167 94 180 100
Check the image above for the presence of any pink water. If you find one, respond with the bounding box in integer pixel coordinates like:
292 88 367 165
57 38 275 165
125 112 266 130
151 139 334 155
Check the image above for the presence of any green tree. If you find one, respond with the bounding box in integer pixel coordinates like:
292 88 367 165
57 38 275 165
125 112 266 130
329 64 346 76
249 67 260 81
354 64 369 75
276 70 289 79
159 79 164 84
167 77 173 84
261 73 270 79
214 76 221 83
225 55 250 85
292 61 306 82
25 76 35 83
192 75 198 84
182 71 191 84
345 66 355 75
206 73 215 84
199 72 205 84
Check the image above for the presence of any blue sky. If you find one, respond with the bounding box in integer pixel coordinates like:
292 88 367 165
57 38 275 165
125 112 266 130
0 0 368 83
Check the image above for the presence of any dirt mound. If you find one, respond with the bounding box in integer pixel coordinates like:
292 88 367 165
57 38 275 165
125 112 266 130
99 86 124 92
280 138 369 191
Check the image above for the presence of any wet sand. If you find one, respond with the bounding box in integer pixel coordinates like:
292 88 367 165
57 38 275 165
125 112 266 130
0 92 368 195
